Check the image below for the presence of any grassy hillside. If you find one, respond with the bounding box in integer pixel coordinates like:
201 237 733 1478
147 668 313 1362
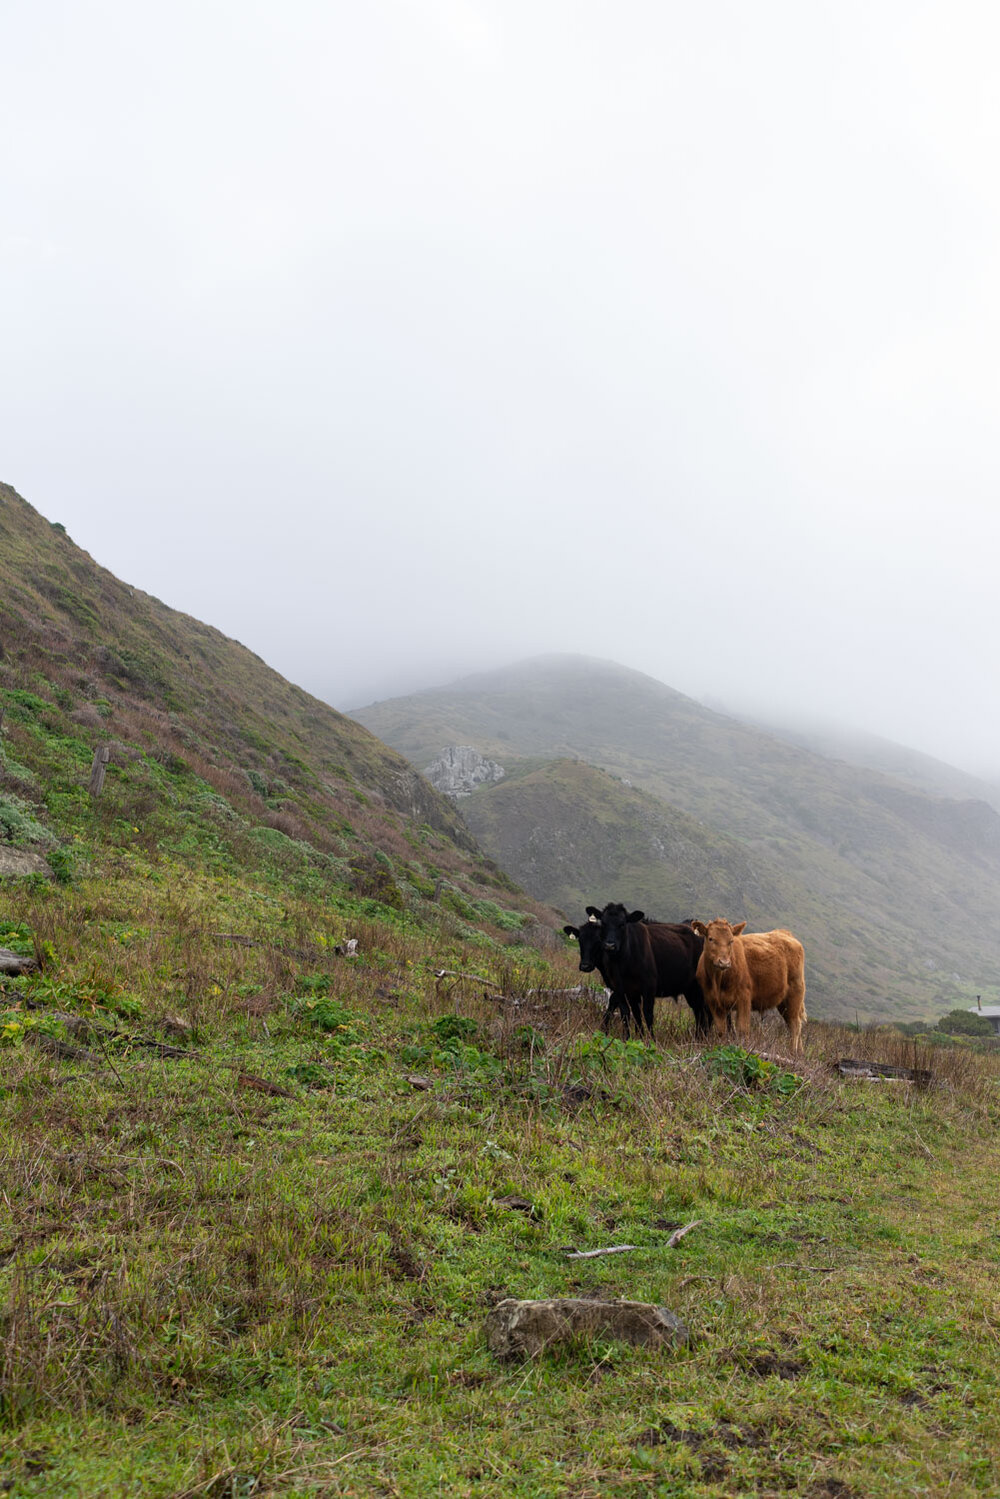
461 757 779 922
3 491 1000 1496
0 483 545 929
354 656 1000 1023
4 878 1000 1497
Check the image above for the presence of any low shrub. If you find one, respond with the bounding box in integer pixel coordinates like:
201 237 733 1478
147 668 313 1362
703 1043 801 1099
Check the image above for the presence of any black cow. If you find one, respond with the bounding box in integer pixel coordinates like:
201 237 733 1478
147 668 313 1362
585 903 659 1038
563 917 632 1033
586 904 711 1038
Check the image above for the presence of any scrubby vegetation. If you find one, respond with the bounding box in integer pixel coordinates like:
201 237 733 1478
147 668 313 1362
3 488 1000 1495
3 869 1000 1497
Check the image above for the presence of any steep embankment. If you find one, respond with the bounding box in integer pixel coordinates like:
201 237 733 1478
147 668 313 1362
0 483 541 929
354 655 1000 1021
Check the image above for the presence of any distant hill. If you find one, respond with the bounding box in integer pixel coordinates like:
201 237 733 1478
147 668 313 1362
725 711 1000 813
0 484 540 927
354 655 1000 1021
461 757 778 922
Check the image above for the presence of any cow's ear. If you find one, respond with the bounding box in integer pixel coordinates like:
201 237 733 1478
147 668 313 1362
563 925 579 939
585 906 602 920
732 920 747 936
627 909 645 923
690 920 707 936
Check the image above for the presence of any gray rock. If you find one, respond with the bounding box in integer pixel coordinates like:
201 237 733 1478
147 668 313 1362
0 946 39 975
0 847 53 879
485 1297 690 1359
423 745 505 798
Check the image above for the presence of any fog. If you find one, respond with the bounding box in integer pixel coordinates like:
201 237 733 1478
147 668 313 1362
3 2 1000 776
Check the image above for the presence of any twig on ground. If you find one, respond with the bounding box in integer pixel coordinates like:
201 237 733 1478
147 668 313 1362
94 1026 128 1089
563 1244 638 1260
769 1262 838 1273
666 1219 703 1248
434 968 494 990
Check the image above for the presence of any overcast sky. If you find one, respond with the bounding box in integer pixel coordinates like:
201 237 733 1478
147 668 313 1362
3 1 1000 776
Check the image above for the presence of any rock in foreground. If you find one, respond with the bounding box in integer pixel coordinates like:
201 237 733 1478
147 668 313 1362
485 1297 690 1359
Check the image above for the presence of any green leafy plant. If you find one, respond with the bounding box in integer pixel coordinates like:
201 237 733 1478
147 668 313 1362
703 1043 801 1099
285 1061 333 1088
293 995 359 1037
46 844 75 884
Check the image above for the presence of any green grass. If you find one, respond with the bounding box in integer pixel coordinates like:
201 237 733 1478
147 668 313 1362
3 486 1000 1495
2 871 1000 1497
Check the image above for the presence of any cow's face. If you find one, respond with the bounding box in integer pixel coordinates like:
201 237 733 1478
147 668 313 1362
563 918 603 973
692 918 747 970
598 902 645 955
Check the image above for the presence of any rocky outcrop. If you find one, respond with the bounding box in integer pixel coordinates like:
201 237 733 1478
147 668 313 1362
423 745 505 798
485 1297 690 1359
0 847 53 879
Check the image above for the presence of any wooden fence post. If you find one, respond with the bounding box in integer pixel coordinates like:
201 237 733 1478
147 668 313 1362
88 745 110 797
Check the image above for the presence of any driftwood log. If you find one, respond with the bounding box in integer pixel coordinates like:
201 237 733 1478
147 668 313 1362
0 947 38 976
837 1058 933 1086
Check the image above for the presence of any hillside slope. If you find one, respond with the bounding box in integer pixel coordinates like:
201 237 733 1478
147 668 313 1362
729 711 1000 812
0 483 542 930
461 757 779 923
354 656 1000 1021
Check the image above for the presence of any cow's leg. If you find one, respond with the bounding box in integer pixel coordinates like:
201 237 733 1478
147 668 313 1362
640 991 656 1041
685 978 711 1038
783 977 807 1055
735 985 752 1044
625 989 645 1038
603 990 628 1036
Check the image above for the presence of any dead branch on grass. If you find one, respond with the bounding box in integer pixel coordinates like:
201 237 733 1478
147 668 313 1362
563 1244 638 1260
666 1219 703 1248
0 947 38 976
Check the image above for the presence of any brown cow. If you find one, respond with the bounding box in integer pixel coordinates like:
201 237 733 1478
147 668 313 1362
690 919 806 1054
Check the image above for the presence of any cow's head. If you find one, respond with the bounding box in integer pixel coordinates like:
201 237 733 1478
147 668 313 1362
691 918 746 970
563 917 604 973
596 902 645 955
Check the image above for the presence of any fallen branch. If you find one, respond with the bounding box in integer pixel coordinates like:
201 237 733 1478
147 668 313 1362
666 1219 703 1248
837 1058 933 1085
24 1032 100 1064
563 1244 638 1260
235 1071 296 1099
525 986 591 1000
768 1263 838 1274
434 968 494 991
755 1051 809 1070
0 947 38 976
